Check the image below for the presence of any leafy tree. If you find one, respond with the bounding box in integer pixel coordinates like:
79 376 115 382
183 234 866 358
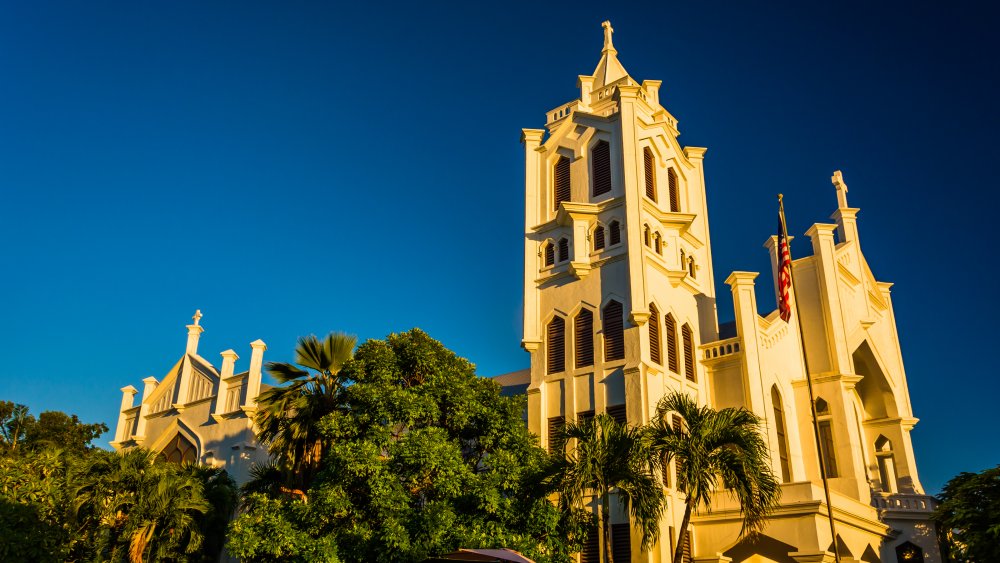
0 401 107 454
230 329 590 563
934 465 1000 562
0 401 32 451
255 332 356 488
0 448 72 562
645 391 781 563
545 413 663 563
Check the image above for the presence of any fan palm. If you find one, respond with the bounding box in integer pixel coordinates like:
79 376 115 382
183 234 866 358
645 391 781 563
548 413 664 563
254 332 356 488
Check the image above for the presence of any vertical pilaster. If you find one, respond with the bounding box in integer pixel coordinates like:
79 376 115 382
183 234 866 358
113 385 138 445
133 377 157 441
617 85 645 325
522 129 545 353
806 224 852 374
243 340 266 413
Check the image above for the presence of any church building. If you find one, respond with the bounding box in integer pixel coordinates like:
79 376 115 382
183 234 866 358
515 21 939 563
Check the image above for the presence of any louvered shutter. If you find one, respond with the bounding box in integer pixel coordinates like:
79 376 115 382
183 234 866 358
544 242 554 267
554 156 571 210
580 527 600 563
592 140 611 196
575 309 594 368
609 221 621 246
577 410 595 424
673 415 685 489
649 304 661 365
603 300 625 361
593 225 605 251
611 522 632 563
682 324 696 381
644 147 656 201
547 416 565 453
682 529 693 563
668 168 680 212
547 317 565 374
665 314 679 373
606 403 627 425
558 238 569 262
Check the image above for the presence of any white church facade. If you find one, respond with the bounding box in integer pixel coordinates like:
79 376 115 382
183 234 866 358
514 21 939 563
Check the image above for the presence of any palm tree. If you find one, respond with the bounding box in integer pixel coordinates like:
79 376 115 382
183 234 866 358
645 391 781 563
548 413 664 563
254 332 356 488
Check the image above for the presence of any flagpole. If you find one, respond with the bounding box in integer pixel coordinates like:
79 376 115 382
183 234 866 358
778 194 841 563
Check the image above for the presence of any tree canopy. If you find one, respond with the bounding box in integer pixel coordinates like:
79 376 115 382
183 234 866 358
934 464 1000 562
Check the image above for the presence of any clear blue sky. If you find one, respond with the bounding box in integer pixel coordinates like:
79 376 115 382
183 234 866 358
1 2 996 494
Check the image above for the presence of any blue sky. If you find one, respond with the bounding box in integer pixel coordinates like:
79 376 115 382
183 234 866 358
1 1 996 493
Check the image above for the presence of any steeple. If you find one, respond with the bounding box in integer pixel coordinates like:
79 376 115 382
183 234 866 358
591 20 630 88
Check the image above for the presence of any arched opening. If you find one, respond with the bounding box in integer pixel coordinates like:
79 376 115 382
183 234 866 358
648 303 661 365
554 155 571 210
557 238 569 263
593 224 605 251
895 541 922 563
815 397 838 478
609 220 621 246
546 316 566 374
543 241 554 267
603 300 625 361
160 432 197 465
643 146 656 202
771 386 791 483
591 140 611 197
574 309 594 368
875 435 898 493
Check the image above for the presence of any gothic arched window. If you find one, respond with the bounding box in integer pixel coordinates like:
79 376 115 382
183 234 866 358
547 316 566 374
593 225 606 251
609 220 621 246
654 233 662 254
875 435 898 493
815 397 839 478
543 241 555 267
160 433 197 465
681 323 696 382
557 238 570 262
603 300 625 361
771 386 791 482
665 313 679 373
668 167 680 212
649 303 661 365
554 156 571 210
592 140 611 197
575 309 594 368
644 225 651 247
643 147 656 202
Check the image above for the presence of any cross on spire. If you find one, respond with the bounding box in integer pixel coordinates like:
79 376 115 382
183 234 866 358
192 309 202 326
832 170 849 209
602 20 615 53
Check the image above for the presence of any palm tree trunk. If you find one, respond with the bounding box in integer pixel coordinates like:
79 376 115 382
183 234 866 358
603 493 614 563
673 499 693 563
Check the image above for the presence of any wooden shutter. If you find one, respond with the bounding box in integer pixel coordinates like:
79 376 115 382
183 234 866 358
593 225 605 251
644 225 650 247
609 220 621 245
644 147 656 201
603 300 625 361
665 314 679 373
682 324 696 382
611 522 632 563
544 242 554 267
558 238 569 262
575 309 594 368
547 416 565 454
607 404 627 425
547 317 565 374
554 156 571 210
668 167 680 212
577 410 595 424
673 415 685 489
654 233 662 254
682 529 693 563
580 526 600 563
592 140 611 196
649 304 661 365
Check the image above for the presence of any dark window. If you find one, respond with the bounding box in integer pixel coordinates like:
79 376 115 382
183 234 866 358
609 220 621 245
575 309 594 368
160 433 197 465
681 529 693 563
547 317 566 374
665 314 679 373
644 225 650 246
673 415 686 490
558 238 569 262
577 410 595 424
688 256 696 278
606 404 627 425
547 416 565 454
603 300 625 361
543 242 554 267
554 156 571 210
580 526 600 563
668 167 680 212
643 147 656 201
611 521 632 563
771 386 791 483
818 419 839 478
593 225 606 251
649 303 661 365
682 324 696 382
654 233 662 254
592 140 611 196
895 541 923 563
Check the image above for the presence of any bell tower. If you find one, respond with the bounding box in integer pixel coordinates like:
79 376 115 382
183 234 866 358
521 21 716 561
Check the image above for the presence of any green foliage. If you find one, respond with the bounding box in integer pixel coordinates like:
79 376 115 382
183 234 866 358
233 328 589 563
0 448 72 562
934 465 1000 562
645 391 781 563
545 413 663 563
0 400 107 455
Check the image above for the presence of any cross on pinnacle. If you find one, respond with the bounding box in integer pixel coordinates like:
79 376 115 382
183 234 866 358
192 309 202 326
602 20 615 52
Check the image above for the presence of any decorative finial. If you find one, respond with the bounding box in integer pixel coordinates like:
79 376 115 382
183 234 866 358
192 309 202 326
832 170 848 209
602 20 615 52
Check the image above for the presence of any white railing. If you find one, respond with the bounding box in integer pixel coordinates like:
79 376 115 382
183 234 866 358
700 337 742 361
871 492 937 513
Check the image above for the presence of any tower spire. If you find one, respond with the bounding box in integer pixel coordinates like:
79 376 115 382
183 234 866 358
591 20 629 89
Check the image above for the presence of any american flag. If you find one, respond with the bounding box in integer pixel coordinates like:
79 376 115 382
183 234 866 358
777 210 793 322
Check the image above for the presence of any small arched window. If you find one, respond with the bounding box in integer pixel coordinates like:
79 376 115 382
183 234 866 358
575 309 594 368
875 435 898 493
593 225 606 251
160 433 197 465
649 303 661 365
688 256 696 278
609 220 621 246
771 386 791 483
681 323 695 382
643 147 656 202
667 167 680 212
543 241 554 267
815 397 838 478
554 156 571 210
557 238 569 262
654 233 662 254
665 313 679 373
603 300 625 361
547 316 566 374
644 225 651 247
592 140 612 197
679 249 686 270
